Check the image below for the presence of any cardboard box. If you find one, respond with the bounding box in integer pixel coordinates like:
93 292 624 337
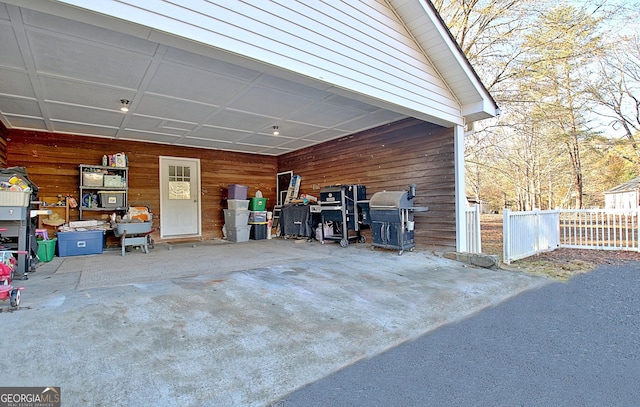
57 230 104 257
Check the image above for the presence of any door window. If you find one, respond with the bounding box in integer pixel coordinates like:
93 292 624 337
168 165 191 200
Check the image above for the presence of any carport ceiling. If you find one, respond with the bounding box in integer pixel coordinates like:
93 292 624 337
0 3 409 156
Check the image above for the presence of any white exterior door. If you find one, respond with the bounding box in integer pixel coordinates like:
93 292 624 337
159 156 201 238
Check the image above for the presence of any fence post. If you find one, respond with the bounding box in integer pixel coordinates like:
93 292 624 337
503 209 510 264
474 204 482 253
534 208 540 254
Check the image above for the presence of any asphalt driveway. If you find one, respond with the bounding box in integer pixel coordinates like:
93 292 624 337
282 261 640 406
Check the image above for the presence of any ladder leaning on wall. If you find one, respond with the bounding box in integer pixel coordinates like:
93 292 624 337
273 175 302 236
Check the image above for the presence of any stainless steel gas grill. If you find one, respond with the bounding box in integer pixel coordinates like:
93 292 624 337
319 184 369 247
369 184 428 255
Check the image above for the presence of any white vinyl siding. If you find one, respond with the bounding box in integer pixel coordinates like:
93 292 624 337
605 191 639 211
55 0 464 125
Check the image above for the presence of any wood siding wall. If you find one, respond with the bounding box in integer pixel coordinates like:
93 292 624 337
7 130 276 245
277 118 457 251
6 117 456 250
0 122 7 168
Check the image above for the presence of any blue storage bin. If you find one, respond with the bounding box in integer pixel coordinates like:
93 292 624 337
57 230 104 257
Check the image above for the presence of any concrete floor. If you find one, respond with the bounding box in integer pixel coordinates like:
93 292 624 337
1 238 548 406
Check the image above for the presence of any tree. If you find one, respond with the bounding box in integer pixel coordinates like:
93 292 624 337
437 0 627 211
519 5 606 208
590 32 640 171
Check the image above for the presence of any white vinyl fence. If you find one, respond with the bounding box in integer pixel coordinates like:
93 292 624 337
465 204 482 253
503 209 640 264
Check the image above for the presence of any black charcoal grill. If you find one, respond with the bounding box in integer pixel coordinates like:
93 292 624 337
369 184 428 255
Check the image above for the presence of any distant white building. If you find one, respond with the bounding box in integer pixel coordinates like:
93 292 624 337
603 177 640 210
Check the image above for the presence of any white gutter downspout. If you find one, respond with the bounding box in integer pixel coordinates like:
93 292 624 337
454 124 467 252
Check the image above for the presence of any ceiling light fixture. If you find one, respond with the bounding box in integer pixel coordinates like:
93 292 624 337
120 99 130 112
272 126 279 136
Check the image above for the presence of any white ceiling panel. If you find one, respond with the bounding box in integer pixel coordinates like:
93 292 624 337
275 121 325 138
0 3 9 19
323 94 383 113
336 111 407 132
51 121 118 137
205 110 275 131
39 76 135 109
0 95 42 117
28 30 151 88
120 129 183 144
135 94 215 123
146 63 248 105
179 137 234 149
236 134 297 148
3 115 46 130
302 129 350 142
255 74 332 99
0 23 25 70
162 47 261 82
228 86 316 118
287 102 369 127
46 103 124 127
189 126 252 142
125 116 194 135
0 69 35 97
275 139 320 150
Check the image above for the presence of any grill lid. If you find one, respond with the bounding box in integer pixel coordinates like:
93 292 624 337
369 191 412 209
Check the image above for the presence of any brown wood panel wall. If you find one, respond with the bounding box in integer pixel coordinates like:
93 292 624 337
0 122 7 168
5 117 457 250
276 118 457 251
7 130 277 245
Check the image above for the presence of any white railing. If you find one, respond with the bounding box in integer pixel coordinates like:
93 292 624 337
464 204 482 253
559 209 639 250
503 208 640 264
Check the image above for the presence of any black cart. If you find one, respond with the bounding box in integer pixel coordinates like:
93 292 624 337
319 185 369 247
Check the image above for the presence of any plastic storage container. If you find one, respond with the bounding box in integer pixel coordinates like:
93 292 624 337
37 238 57 262
226 225 251 242
57 230 104 257
248 211 267 224
82 172 103 187
103 175 123 187
223 209 249 226
250 223 267 240
98 191 125 208
0 191 30 207
227 199 249 210
249 197 267 211
228 184 248 200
